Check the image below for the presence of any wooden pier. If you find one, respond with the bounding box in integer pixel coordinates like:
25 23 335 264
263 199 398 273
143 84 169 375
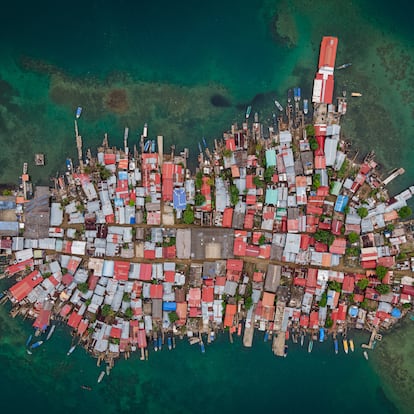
382 168 405 186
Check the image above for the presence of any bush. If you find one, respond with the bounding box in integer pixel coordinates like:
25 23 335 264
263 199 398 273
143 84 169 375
244 296 253 311
356 278 369 290
78 282 89 294
183 208 194 224
376 265 388 281
319 292 328 307
328 281 342 293
398 206 412 219
312 173 321 190
305 124 315 137
314 230 335 246
194 193 206 206
357 207 368 218
253 175 264 188
376 284 391 295
230 185 239 206
348 232 359 244
168 311 179 324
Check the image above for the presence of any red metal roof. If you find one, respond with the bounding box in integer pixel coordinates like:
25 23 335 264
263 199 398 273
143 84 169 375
310 311 319 329
306 268 318 288
33 309 51 329
222 208 233 228
67 312 82 328
224 304 237 327
300 314 309 328
6 258 34 276
202 286 214 303
150 284 163 299
110 326 122 339
342 275 355 293
114 261 130 281
9 270 42 302
140 263 152 281
318 36 338 69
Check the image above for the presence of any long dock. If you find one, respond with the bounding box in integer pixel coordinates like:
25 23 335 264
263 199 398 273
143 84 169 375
382 168 405 186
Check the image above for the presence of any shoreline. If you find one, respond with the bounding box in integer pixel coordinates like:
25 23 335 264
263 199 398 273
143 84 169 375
1 37 413 374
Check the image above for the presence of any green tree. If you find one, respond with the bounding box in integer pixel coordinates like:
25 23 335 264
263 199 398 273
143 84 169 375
319 292 328 307
357 207 368 219
397 252 407 261
348 232 359 244
356 278 369 290
194 193 206 206
2 189 12 196
328 281 342 293
85 298 92 306
78 282 89 294
376 265 388 281
314 230 335 246
258 235 266 245
360 299 368 309
386 223 395 232
168 311 179 324
223 148 233 158
124 307 134 319
101 304 113 318
325 317 333 328
398 206 412 219
376 284 391 295
195 171 203 190
312 173 321 190
309 137 319 151
244 296 253 311
183 207 195 224
253 175 264 188
230 185 239 206
264 167 275 183
305 124 315 137
123 292 131 302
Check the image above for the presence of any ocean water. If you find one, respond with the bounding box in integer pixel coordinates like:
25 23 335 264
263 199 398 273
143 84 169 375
1 0 414 412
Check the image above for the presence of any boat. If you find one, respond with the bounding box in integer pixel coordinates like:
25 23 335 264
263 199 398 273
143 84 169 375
274 100 284 111
351 92 362 97
297 87 301 100
67 345 76 356
237 322 242 336
334 338 338 354
97 371 105 383
46 324 56 341
245 105 252 119
25 334 33 347
308 339 313 353
336 62 352 70
284 344 288 357
153 338 158 352
75 107 82 119
198 142 203 154
343 339 349 354
202 137 207 148
349 339 355 352
300 333 304 347
189 337 200 345
200 341 205 354
81 385 92 391
66 158 72 172
264 331 269 342
319 328 325 343
144 140 151 152
210 331 215 342
363 351 369 361
157 336 162 351
151 140 156 153
303 99 309 115
167 336 172 351
30 340 43 349
26 349 33 355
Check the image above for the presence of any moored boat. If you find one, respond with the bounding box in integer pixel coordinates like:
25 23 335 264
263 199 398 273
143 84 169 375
26 349 33 355
97 371 105 383
363 351 369 361
46 324 56 341
300 333 304 347
319 328 325 343
349 339 355 352
264 331 269 342
157 336 162 351
284 344 288 358
274 100 284 111
308 339 313 353
343 339 349 354
334 338 338 355
30 340 43 349
167 336 172 351
75 107 82 119
67 345 76 356
245 105 252 119
336 62 352 70
81 385 92 391
25 334 33 347
303 99 309 114
351 92 362 97
200 341 205 354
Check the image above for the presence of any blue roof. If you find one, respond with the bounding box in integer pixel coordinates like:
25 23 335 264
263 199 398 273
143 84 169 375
0 201 16 210
118 171 128 180
114 197 124 207
162 302 177 312
173 188 186 210
391 308 401 318
348 306 358 318
334 195 349 213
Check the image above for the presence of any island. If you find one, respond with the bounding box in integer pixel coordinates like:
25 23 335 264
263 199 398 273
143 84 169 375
0 37 413 378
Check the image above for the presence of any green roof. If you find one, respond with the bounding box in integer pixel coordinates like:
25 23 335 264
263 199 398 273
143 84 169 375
265 149 277 167
265 188 278 205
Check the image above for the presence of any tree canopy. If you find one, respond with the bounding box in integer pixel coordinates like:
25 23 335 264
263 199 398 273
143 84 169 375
356 278 369 290
398 206 412 219
347 232 359 244
183 207 194 225
376 265 388 281
357 207 368 218
376 284 391 295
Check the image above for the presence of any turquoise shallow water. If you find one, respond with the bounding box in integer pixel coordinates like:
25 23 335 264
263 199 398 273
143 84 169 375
1 0 414 412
